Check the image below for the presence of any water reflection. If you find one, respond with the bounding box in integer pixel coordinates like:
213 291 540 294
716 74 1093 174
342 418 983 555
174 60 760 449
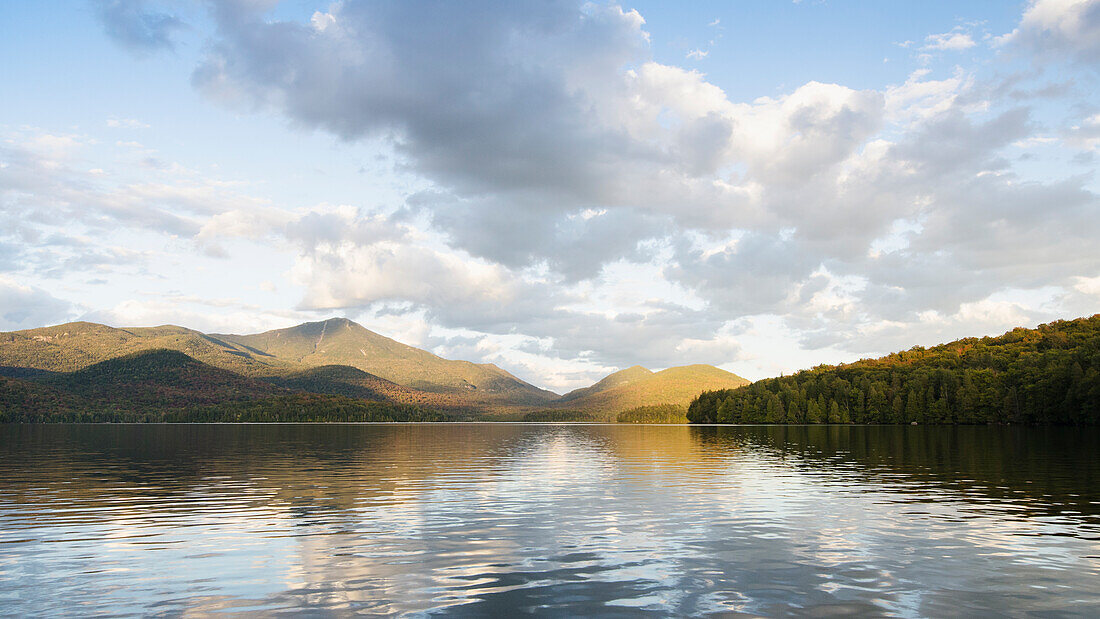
0 424 1098 616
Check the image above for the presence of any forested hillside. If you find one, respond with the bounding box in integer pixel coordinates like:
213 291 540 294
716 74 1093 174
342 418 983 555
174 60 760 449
688 315 1100 425
0 350 451 423
263 365 480 413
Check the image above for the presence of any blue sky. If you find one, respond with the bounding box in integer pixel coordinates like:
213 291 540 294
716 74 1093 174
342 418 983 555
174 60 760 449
1 1 1098 391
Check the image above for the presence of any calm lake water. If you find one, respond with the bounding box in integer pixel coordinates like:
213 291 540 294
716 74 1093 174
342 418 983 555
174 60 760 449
1 424 1098 617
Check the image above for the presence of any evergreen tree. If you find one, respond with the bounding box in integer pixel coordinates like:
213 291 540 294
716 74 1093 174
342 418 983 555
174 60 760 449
788 400 801 424
905 390 921 423
891 394 904 423
806 399 822 423
765 394 782 423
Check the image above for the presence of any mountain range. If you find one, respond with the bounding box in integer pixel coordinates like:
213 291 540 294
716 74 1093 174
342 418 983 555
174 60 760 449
0 317 748 420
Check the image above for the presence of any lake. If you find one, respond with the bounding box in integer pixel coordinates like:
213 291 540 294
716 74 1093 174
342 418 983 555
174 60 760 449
1 424 1098 616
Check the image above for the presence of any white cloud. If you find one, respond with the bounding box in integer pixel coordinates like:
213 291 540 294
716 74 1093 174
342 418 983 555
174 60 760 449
12 0 1094 388
999 0 1100 64
922 30 977 51
1073 274 1100 295
0 276 75 331
1065 113 1100 149
885 69 970 121
81 297 307 335
106 117 150 129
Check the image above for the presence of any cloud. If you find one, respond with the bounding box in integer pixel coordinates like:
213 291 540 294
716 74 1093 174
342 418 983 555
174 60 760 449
922 29 977 51
190 4 888 272
999 0 1100 65
106 117 151 129
80 297 307 335
0 126 281 256
177 1 1100 370
94 0 183 53
8 1 1100 387
0 277 75 331
1065 112 1100 149
194 1 651 201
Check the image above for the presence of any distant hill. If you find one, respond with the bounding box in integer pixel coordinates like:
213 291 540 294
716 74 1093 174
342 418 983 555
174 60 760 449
0 318 751 419
214 318 557 404
0 322 293 376
0 318 555 407
688 314 1100 425
40 349 284 406
0 349 283 421
557 365 653 403
0 349 447 423
557 364 749 416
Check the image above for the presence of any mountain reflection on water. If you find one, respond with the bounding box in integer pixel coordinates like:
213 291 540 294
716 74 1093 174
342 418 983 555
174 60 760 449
1 424 1098 616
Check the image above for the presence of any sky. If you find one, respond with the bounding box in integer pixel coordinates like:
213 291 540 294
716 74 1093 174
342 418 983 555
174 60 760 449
1 0 1098 392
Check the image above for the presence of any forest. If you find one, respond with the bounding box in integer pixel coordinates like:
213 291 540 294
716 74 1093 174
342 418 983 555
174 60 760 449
0 391 449 423
616 404 689 424
688 315 1100 425
0 350 451 423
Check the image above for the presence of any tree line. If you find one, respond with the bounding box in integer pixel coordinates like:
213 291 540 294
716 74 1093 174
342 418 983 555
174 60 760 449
688 315 1100 425
0 392 450 423
616 404 688 423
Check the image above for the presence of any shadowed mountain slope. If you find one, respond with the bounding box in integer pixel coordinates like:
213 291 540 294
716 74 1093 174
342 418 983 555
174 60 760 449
263 365 477 411
0 350 449 423
40 349 285 407
0 349 285 422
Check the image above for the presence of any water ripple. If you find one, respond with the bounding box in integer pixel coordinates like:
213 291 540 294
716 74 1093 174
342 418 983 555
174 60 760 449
0 424 1098 616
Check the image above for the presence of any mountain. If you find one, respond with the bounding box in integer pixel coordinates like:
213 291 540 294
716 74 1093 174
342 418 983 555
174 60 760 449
263 365 477 411
6 314 1100 424
0 321 293 376
41 349 285 406
557 365 653 403
0 318 748 418
214 318 556 404
0 349 448 423
0 318 555 406
688 314 1100 425
0 349 283 421
557 364 749 415
0 374 83 418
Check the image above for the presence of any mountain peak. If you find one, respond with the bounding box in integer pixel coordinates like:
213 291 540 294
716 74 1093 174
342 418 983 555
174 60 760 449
279 317 361 336
322 317 356 327
557 364 652 403
556 363 747 413
217 319 556 403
